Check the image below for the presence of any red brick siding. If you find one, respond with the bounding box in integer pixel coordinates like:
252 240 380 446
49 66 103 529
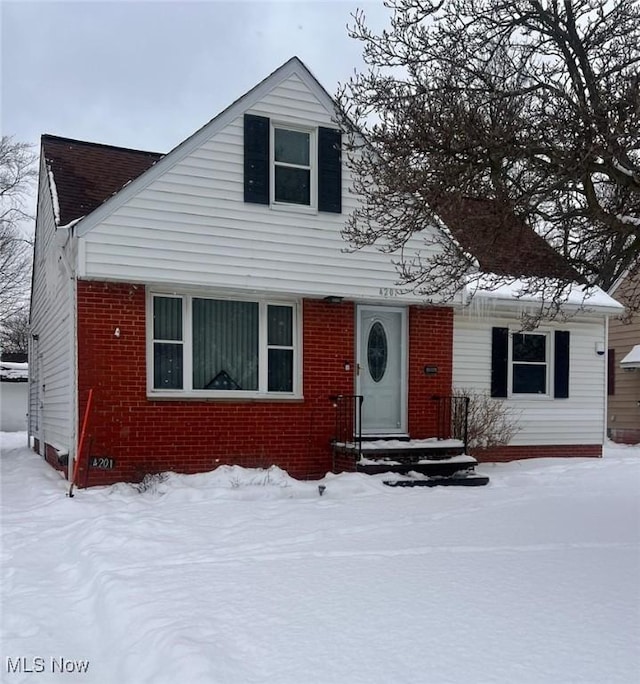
407 306 454 437
607 428 640 445
332 451 358 473
471 444 602 461
76 281 356 486
33 438 69 477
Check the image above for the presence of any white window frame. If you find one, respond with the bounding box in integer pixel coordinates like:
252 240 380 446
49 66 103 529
508 329 551 398
147 291 302 399
270 122 316 209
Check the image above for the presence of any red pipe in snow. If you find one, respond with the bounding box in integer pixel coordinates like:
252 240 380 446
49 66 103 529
68 388 94 498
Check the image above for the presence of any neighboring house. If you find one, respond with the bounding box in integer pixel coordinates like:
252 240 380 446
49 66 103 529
607 267 640 444
29 57 623 487
1 360 29 432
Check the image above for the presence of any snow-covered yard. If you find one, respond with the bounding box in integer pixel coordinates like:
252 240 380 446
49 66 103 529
1 432 639 684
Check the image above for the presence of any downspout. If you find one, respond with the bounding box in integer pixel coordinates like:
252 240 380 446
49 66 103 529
56 223 79 479
27 334 33 449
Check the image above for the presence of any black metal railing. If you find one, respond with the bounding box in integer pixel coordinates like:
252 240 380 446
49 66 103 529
329 394 364 458
432 395 470 452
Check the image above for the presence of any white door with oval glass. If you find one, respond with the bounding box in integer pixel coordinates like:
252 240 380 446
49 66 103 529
357 306 407 435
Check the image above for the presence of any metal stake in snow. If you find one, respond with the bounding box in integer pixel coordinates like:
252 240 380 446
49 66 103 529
68 389 94 498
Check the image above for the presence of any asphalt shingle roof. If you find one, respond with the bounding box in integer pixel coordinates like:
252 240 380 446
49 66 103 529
42 135 163 227
432 194 580 281
42 135 577 281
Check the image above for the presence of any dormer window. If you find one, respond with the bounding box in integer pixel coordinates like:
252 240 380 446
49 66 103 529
274 127 312 206
244 114 341 213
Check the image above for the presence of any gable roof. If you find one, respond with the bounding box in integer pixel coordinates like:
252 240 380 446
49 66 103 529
51 57 337 236
41 57 579 286
42 135 162 227
432 195 581 281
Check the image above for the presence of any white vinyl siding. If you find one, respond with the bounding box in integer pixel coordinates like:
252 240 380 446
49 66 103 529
29 155 75 459
79 73 442 304
453 312 607 445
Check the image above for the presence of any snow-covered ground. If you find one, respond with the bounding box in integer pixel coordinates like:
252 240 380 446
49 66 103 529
1 433 639 684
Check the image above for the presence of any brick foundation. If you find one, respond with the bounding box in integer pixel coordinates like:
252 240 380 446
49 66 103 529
607 428 640 445
471 444 602 462
332 451 358 473
42 442 69 478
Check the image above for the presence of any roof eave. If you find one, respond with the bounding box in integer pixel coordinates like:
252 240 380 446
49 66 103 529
467 284 625 317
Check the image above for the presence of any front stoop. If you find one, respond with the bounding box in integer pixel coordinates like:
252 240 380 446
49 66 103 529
335 438 490 487
362 455 489 487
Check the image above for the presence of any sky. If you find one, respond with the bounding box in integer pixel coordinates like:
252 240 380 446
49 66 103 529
1 0 390 157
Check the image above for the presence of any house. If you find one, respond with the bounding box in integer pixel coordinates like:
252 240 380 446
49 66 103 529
607 265 640 444
29 57 623 487
1 358 28 432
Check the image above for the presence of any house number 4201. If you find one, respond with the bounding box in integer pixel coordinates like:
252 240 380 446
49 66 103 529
90 457 116 470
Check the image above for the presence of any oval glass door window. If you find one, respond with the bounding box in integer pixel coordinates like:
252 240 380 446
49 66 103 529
367 321 388 382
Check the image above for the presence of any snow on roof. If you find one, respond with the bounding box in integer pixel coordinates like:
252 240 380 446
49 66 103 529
466 278 624 315
620 344 640 368
47 165 60 225
0 361 28 382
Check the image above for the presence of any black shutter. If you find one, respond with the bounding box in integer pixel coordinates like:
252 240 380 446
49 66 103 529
554 330 570 398
491 327 509 398
244 114 269 204
607 349 615 396
317 127 342 213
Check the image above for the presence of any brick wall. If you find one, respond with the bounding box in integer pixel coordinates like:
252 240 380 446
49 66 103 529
471 444 602 461
43 443 69 477
607 428 640 445
408 306 454 437
71 283 459 486
75 281 357 486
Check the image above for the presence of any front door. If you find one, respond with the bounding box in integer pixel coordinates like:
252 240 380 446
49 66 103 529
357 306 407 435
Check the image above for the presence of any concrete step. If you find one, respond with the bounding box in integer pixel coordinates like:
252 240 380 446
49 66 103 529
384 473 490 487
357 454 477 477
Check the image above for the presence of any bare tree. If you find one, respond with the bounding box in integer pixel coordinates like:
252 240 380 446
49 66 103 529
0 309 29 356
0 136 36 326
337 0 640 314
